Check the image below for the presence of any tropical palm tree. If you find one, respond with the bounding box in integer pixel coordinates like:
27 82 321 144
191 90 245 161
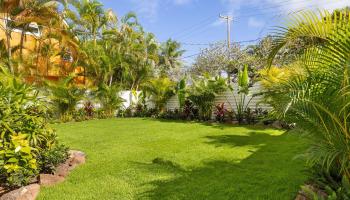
142 77 175 112
95 83 124 117
265 10 350 183
68 0 107 45
46 76 85 118
159 39 185 78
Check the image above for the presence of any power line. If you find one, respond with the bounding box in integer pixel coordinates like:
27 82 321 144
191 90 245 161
172 14 218 39
175 18 219 40
180 38 263 46
179 37 264 60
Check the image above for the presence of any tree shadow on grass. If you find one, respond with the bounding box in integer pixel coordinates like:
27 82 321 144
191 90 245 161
144 118 274 131
136 131 309 200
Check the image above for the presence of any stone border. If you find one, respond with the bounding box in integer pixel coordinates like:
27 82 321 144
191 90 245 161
0 150 86 200
295 184 328 200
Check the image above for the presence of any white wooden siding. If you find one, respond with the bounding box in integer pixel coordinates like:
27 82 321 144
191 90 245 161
166 82 271 112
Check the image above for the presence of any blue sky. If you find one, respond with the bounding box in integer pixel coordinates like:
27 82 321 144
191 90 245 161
100 0 350 64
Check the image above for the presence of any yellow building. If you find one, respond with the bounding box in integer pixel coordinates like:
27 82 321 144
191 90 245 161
0 4 85 84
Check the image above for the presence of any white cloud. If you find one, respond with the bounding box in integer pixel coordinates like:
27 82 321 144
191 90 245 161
266 0 350 12
132 0 196 22
173 0 193 5
131 0 159 22
248 17 265 28
221 0 350 18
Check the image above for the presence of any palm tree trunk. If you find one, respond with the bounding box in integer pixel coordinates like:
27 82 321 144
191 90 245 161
5 13 13 74
19 24 29 61
6 31 12 73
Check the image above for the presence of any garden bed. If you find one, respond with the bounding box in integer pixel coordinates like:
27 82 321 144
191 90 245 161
0 151 86 200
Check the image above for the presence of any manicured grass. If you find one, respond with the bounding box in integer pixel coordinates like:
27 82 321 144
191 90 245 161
38 118 309 200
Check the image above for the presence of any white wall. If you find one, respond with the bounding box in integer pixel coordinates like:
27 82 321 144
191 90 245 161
120 91 140 109
166 82 271 112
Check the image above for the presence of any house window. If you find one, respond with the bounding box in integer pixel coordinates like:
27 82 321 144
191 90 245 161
62 51 73 62
5 19 41 38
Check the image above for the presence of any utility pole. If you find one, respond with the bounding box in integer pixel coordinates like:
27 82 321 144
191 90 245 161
220 14 233 83
219 14 233 49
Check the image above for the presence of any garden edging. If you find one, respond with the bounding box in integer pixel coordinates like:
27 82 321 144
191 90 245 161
0 150 86 200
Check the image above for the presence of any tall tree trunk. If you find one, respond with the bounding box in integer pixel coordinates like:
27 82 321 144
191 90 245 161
109 74 113 87
19 24 29 61
6 31 13 74
5 13 13 74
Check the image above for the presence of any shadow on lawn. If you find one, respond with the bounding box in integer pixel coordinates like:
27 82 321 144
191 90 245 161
144 118 272 131
136 131 309 200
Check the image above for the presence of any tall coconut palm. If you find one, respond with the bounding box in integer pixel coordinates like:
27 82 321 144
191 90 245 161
159 39 185 78
68 0 106 45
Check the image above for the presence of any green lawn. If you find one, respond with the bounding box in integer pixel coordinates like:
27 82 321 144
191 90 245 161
38 118 309 200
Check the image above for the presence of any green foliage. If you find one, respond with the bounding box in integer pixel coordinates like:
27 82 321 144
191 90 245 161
37 144 69 174
46 76 85 119
143 77 175 112
231 65 254 124
95 83 124 117
159 39 185 78
265 10 350 183
188 76 227 120
0 69 65 187
0 134 37 187
176 77 187 110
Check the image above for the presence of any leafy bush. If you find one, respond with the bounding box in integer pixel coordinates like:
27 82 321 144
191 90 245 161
303 167 350 199
0 134 37 187
158 109 182 120
142 77 175 112
83 101 95 118
181 100 198 120
46 76 85 120
214 103 227 122
188 76 227 120
0 69 66 187
95 84 124 117
37 144 69 174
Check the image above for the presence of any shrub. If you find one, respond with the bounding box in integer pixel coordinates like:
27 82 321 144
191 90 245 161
0 69 66 187
84 101 95 118
0 134 37 188
95 84 124 117
142 77 175 112
37 144 69 174
46 76 85 120
181 100 198 120
214 103 227 122
188 76 227 120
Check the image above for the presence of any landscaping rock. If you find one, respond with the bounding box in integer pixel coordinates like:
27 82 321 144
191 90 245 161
295 193 308 200
0 184 40 200
55 162 70 177
68 150 86 170
0 187 7 197
295 184 328 200
272 121 283 129
39 174 64 187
